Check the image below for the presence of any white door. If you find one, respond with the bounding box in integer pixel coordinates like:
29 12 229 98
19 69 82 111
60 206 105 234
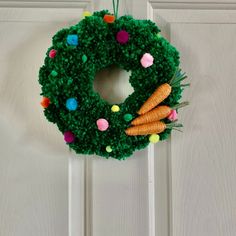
1 1 236 236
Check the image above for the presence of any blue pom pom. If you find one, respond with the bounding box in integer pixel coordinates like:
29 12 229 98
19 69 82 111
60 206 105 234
66 98 78 111
67 34 78 46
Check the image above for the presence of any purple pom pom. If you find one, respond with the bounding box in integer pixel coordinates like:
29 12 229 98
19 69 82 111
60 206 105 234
116 30 129 44
64 131 75 143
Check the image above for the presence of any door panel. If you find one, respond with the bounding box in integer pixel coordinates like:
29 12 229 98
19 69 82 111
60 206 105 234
151 1 236 236
69 1 160 236
0 2 91 236
91 151 149 236
70 1 171 236
171 24 236 236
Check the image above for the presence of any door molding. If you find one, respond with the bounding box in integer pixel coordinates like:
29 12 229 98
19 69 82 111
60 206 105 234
0 0 91 8
150 1 236 10
0 1 92 22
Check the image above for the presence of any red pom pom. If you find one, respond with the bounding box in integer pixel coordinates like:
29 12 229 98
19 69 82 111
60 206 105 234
103 14 115 23
40 97 50 108
49 49 57 58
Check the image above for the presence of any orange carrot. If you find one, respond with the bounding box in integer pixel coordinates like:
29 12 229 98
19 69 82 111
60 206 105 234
125 121 183 136
137 68 188 115
132 102 189 125
125 121 166 136
132 105 171 125
138 83 171 115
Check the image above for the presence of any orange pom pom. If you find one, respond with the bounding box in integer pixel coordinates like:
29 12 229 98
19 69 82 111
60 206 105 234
103 14 115 23
40 97 50 108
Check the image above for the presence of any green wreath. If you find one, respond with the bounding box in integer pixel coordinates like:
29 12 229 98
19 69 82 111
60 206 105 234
38 10 188 160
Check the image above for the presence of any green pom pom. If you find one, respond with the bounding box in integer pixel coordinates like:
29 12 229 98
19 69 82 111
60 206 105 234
51 70 58 77
82 54 87 63
123 114 133 122
106 146 112 153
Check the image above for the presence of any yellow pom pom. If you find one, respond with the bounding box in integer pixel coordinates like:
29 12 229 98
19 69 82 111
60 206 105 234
149 134 160 143
106 146 112 153
83 11 92 18
111 105 120 112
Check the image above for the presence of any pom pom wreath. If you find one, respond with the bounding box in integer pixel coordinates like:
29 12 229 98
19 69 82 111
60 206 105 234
66 98 78 111
140 53 154 68
103 14 115 23
64 131 75 143
49 49 57 58
96 118 109 131
123 114 133 122
116 30 129 44
39 10 187 160
67 34 78 46
106 146 113 153
40 97 50 108
167 110 178 121
83 11 92 18
111 105 120 112
149 134 160 143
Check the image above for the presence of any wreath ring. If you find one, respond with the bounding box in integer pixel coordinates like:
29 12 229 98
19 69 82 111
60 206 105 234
39 10 188 160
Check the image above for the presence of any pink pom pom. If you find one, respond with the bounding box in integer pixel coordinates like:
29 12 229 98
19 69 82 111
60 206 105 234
64 131 75 143
140 53 154 68
49 49 57 58
167 110 178 121
116 30 129 44
96 118 109 131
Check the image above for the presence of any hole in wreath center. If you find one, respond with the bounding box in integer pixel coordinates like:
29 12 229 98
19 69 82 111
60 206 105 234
93 65 134 104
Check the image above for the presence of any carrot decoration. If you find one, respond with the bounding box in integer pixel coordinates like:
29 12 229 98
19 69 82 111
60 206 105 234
138 83 171 115
125 121 183 136
132 102 189 125
138 68 187 115
133 105 171 125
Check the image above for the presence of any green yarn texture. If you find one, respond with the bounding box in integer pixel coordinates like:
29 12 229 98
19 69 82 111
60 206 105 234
39 10 183 160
